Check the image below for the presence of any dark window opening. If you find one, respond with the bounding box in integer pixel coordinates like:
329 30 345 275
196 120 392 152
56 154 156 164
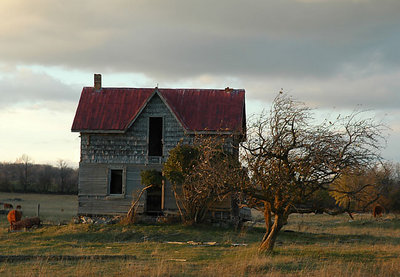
146 186 162 214
110 169 123 194
148 117 163 156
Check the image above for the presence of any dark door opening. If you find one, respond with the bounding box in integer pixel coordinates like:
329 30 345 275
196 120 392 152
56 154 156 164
110 169 123 194
146 186 162 214
148 117 163 156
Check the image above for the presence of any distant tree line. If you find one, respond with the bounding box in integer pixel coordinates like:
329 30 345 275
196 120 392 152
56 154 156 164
0 155 78 194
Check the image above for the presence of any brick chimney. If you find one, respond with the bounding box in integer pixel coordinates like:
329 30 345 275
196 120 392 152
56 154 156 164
94 74 102 91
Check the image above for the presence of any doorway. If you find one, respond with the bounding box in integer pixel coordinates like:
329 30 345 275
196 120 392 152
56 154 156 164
146 186 162 214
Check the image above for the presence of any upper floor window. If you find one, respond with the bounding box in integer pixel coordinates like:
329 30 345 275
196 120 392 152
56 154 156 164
148 117 163 156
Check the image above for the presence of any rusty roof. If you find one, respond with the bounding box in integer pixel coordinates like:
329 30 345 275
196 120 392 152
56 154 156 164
71 87 245 133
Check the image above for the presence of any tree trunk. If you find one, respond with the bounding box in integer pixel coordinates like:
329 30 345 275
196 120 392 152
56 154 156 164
261 202 272 243
198 201 213 224
173 188 186 223
259 213 284 253
346 202 354 220
126 185 153 223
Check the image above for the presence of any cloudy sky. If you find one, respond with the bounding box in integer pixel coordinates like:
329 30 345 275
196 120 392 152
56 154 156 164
0 0 399 167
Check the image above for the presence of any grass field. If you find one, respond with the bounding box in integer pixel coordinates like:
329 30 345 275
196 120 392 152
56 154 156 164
0 192 77 223
0 193 400 276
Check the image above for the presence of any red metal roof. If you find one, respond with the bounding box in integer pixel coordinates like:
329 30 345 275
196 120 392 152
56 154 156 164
71 87 245 133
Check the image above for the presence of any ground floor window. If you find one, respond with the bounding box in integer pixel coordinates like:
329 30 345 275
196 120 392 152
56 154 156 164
110 169 123 194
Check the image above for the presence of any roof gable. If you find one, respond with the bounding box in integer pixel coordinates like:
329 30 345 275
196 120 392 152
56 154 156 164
71 87 245 134
125 90 186 132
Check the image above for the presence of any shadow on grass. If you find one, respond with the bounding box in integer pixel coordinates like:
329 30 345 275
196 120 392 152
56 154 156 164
4 219 399 248
273 247 392 264
38 223 262 245
337 218 400 230
246 261 317 275
23 222 400 248
277 229 400 246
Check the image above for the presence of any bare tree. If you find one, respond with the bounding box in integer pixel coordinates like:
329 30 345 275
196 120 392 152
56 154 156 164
38 164 55 192
0 160 78 193
57 159 68 193
241 93 385 252
186 136 247 224
163 137 245 225
16 154 33 192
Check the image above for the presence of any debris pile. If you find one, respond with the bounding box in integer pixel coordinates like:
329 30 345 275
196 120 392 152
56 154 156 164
75 216 121 225
165 241 217 246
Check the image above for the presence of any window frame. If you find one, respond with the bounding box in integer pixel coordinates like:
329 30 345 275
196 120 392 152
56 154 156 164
108 167 126 196
147 116 164 157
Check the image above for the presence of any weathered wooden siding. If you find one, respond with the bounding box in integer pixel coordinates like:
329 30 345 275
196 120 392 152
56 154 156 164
78 93 188 215
80 93 191 164
78 163 176 215
78 195 133 215
79 164 108 196
78 92 239 216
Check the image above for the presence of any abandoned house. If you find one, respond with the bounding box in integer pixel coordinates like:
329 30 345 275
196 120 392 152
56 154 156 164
71 74 246 217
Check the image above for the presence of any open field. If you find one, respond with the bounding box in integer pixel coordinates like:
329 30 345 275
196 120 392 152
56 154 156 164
0 194 400 276
0 192 77 223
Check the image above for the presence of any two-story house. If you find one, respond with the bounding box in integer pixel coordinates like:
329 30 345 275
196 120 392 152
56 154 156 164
71 74 246 216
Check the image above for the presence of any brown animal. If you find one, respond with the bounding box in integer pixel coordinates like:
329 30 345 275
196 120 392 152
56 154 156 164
16 205 22 210
4 203 13 209
373 204 384 218
10 217 41 231
7 210 22 226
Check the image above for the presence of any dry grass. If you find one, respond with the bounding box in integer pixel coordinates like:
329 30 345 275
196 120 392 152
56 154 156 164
0 244 399 277
0 193 399 276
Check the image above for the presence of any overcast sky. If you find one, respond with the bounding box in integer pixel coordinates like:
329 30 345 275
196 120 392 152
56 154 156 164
0 0 399 166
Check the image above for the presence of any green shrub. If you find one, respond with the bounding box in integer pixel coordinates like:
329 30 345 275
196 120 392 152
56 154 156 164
140 170 163 188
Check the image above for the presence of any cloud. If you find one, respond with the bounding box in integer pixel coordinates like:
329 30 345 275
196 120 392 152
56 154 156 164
0 67 80 110
157 66 400 111
0 0 399 79
242 70 400 110
0 0 398 163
